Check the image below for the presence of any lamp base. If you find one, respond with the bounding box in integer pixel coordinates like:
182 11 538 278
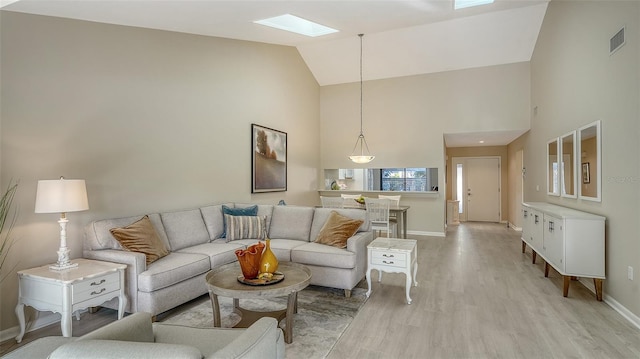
49 246 78 271
49 261 78 271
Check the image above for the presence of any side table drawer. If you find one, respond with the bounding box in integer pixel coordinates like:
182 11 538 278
72 272 120 303
371 251 407 268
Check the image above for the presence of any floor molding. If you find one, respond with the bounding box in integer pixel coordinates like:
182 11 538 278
408 230 445 237
578 277 640 330
0 311 61 343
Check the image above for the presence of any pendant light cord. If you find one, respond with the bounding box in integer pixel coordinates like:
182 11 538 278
359 33 364 136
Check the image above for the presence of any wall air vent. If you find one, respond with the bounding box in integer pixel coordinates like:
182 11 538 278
610 27 625 55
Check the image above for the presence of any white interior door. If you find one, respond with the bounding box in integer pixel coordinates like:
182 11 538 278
466 158 500 222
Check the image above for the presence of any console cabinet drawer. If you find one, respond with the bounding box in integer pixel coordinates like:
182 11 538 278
72 272 120 303
371 250 407 268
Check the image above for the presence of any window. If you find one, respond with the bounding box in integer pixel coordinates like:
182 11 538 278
378 168 429 191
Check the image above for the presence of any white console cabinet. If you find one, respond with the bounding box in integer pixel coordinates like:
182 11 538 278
521 202 605 301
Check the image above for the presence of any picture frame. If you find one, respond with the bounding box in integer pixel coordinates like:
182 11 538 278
582 162 590 184
251 124 287 193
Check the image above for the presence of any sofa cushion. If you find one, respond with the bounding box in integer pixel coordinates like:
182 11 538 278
314 211 364 249
291 242 357 269
0 337 74 359
231 238 309 261
269 206 314 241
109 215 170 265
85 213 170 251
160 209 210 251
78 312 154 342
178 242 245 268
200 204 226 241
138 252 210 292
225 215 266 241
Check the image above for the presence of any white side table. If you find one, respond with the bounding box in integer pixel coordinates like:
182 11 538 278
366 237 418 304
15 258 127 343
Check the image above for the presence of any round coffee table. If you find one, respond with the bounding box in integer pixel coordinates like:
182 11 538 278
205 261 311 344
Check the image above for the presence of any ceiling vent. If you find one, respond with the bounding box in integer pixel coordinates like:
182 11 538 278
610 27 625 55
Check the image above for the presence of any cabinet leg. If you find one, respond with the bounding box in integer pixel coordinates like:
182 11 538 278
544 262 550 278
563 276 570 297
365 268 372 298
532 251 537 264
521 241 526 253
61 311 72 337
15 303 25 343
594 278 603 301
88 306 101 314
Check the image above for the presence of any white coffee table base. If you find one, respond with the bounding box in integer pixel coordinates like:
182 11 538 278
365 237 418 304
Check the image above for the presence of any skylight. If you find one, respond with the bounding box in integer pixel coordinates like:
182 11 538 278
253 14 338 37
454 0 495 10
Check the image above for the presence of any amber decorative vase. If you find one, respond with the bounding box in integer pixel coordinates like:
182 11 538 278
260 238 279 274
235 242 265 279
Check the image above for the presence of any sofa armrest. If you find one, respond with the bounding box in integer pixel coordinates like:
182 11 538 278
49 340 201 359
346 231 374 282
208 317 283 359
346 231 372 254
78 312 154 342
83 249 146 312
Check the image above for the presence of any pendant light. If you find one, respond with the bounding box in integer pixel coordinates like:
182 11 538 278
349 33 375 164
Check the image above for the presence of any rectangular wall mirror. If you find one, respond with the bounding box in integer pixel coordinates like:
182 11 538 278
578 120 601 202
560 131 577 198
547 138 560 196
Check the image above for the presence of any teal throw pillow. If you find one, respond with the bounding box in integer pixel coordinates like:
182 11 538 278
221 205 258 238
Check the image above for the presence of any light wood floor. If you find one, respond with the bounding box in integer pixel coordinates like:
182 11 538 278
4 223 640 358
329 223 640 359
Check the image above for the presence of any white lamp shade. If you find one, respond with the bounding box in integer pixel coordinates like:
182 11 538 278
35 179 89 213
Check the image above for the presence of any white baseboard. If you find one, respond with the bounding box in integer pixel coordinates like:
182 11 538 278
0 311 62 343
408 230 445 237
509 222 523 231
578 278 640 330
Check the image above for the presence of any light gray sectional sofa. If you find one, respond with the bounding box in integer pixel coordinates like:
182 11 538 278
83 203 372 317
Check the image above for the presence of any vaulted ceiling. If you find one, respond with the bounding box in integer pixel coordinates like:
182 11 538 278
1 0 549 145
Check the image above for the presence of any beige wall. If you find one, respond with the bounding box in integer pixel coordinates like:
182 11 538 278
0 13 320 332
445 146 509 222
320 63 531 234
507 134 527 229
515 1 640 316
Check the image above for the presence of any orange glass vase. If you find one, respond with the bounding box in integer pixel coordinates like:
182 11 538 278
235 242 265 279
260 238 279 274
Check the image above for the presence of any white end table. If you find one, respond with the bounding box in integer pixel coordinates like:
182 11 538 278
366 237 418 304
15 258 127 343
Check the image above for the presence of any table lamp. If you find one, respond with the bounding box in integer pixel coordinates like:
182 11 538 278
35 177 89 270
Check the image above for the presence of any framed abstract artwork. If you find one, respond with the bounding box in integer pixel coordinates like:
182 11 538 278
251 124 287 193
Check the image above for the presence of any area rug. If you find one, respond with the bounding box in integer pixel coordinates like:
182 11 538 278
161 285 368 359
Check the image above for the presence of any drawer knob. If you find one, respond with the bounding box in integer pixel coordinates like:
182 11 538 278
91 279 106 286
382 254 394 258
91 288 106 296
382 260 394 264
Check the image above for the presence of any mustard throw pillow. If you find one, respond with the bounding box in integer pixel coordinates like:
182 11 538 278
110 215 169 265
315 211 364 249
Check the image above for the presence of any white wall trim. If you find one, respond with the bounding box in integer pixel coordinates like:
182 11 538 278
578 278 640 330
509 222 522 231
0 311 61 343
409 230 445 237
